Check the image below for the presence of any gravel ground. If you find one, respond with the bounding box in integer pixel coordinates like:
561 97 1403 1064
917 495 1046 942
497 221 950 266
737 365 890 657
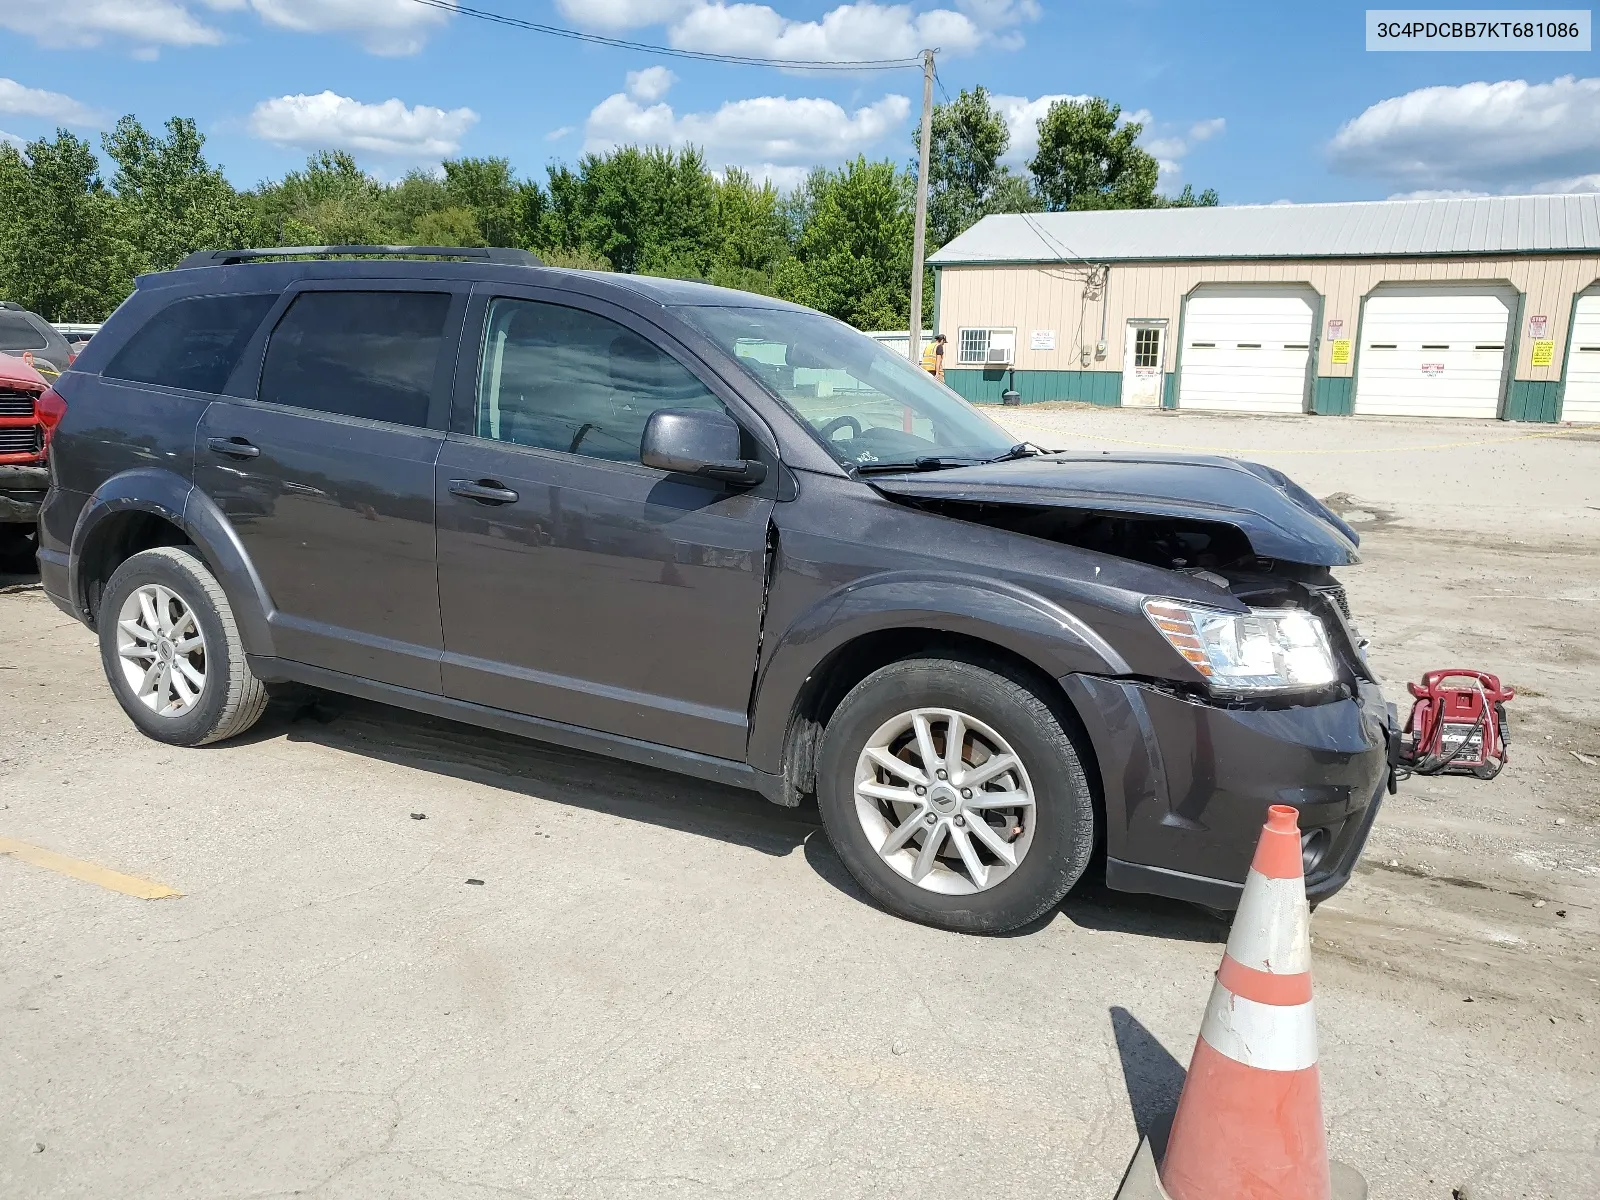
1 408 1597 1199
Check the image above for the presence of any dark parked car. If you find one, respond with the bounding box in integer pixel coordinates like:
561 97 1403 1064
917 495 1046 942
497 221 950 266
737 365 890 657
37 247 1394 933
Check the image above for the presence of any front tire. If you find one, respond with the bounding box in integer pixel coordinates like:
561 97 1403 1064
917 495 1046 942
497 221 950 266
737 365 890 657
98 546 268 747
816 657 1096 934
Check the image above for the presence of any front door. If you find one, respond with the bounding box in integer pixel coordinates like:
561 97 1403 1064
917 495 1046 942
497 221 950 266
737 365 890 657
1121 322 1165 407
434 289 774 761
194 285 464 693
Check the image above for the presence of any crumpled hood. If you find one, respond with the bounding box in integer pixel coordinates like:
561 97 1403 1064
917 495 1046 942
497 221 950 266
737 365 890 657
867 451 1362 567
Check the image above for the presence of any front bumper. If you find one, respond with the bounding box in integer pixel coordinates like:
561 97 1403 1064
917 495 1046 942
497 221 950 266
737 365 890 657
0 463 48 524
1061 674 1393 910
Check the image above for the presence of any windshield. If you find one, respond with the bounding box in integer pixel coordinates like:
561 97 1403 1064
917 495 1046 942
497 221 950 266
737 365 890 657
680 305 1017 470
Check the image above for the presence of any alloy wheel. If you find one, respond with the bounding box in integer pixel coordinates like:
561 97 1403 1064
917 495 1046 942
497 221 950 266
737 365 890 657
115 583 208 717
852 707 1037 895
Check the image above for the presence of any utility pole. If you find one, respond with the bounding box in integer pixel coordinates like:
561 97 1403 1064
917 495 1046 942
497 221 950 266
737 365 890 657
908 47 935 370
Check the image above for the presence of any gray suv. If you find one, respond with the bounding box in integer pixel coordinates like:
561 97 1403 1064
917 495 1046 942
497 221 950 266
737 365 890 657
38 246 1393 933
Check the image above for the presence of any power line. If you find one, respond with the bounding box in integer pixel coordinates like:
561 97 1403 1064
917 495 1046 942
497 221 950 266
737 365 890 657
407 0 925 69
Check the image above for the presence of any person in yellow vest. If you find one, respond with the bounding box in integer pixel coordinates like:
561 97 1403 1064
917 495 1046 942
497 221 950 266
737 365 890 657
919 333 946 380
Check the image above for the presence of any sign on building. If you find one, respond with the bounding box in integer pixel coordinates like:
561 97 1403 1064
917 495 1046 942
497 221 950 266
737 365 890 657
1030 329 1056 350
1529 314 1549 339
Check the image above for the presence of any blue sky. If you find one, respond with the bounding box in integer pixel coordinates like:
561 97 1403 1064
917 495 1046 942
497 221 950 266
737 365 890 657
0 0 1596 203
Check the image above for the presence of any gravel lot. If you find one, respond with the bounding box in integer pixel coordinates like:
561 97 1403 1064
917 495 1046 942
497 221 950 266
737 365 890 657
2 409 1597 1199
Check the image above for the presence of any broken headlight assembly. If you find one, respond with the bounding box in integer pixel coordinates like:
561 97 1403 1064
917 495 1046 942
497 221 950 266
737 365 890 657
1143 599 1339 694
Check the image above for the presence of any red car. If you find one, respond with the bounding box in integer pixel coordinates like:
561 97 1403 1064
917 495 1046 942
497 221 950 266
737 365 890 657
0 350 63 568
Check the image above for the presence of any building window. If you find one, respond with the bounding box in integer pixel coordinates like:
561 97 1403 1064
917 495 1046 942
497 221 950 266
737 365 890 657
1133 327 1161 369
957 327 1017 365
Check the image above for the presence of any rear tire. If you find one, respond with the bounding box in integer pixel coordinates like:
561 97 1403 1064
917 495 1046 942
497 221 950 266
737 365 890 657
816 657 1096 934
98 546 268 747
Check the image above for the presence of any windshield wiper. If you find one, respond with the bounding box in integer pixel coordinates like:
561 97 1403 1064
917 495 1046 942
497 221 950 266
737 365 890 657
853 456 979 474
982 442 1048 464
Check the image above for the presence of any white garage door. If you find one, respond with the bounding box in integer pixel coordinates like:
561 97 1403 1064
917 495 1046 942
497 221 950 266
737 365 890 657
1559 294 1600 423
1354 290 1511 419
1177 289 1314 414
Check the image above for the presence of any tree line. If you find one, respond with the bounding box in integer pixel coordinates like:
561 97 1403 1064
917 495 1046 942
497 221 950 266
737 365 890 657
0 88 1216 328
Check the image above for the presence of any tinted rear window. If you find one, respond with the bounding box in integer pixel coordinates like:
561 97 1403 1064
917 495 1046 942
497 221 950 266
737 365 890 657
104 293 276 393
0 312 48 352
258 291 450 427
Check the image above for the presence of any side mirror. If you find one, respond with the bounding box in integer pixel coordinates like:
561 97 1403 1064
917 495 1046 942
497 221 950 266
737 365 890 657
640 409 767 487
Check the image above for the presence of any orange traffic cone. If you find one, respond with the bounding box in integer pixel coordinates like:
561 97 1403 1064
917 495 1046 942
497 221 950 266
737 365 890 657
1113 804 1366 1200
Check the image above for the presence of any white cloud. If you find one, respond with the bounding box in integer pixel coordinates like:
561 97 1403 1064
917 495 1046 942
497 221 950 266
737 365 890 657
1330 75 1600 192
0 79 104 126
554 0 1007 61
1527 173 1600 193
0 129 25 151
1189 117 1225 142
668 1 983 61
584 84 910 174
0 0 225 50
547 126 575 141
249 92 479 157
0 0 454 55
246 0 454 55
627 66 677 103
1385 188 1493 201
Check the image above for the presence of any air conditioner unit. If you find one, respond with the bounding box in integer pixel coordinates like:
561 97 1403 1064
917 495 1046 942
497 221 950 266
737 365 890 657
985 346 1012 364
985 329 1016 365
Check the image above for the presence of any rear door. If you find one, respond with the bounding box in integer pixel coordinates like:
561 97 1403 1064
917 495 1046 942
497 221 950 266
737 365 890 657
434 285 775 760
194 282 467 693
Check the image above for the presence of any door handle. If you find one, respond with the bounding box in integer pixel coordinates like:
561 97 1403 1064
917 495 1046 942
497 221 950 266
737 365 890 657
207 436 260 459
449 478 520 505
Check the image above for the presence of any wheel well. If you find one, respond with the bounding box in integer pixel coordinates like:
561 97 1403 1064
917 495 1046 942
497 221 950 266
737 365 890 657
79 512 192 627
777 628 1105 836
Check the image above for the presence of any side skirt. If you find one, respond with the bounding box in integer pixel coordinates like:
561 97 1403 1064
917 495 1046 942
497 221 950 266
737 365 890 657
249 655 786 803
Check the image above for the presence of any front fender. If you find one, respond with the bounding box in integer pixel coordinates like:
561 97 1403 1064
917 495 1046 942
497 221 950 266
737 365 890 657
746 570 1129 773
70 468 276 656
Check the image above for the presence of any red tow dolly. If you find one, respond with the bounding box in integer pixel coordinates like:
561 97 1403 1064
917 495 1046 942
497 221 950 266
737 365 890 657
1397 670 1515 781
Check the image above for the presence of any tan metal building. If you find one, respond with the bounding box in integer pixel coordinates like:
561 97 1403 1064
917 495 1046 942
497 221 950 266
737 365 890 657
927 194 1600 422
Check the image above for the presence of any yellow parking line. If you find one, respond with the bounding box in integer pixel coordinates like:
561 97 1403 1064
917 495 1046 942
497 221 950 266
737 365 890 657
999 419 1595 456
0 835 182 899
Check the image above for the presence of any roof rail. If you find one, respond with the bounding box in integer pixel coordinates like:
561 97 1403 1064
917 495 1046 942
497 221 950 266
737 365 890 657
174 246 544 269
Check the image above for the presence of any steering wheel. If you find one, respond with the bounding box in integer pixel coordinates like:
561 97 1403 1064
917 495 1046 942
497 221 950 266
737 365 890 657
817 415 862 441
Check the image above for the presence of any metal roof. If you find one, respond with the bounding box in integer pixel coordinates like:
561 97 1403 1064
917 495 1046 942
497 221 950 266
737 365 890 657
928 194 1600 266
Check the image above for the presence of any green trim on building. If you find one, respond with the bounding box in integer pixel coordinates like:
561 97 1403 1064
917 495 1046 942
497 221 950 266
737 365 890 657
1312 377 1354 415
944 368 1122 405
1505 380 1562 422
1501 289 1527 419
1162 371 1178 409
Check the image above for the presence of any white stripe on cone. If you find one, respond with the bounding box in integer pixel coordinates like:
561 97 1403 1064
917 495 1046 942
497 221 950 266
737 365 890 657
1224 870 1313 975
1199 979 1319 1072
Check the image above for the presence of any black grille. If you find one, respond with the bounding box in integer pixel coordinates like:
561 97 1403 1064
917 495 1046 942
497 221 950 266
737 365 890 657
0 426 42 454
1316 584 1351 620
0 389 37 417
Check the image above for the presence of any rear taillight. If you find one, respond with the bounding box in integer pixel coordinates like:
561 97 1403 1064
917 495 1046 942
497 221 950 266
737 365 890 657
37 386 66 451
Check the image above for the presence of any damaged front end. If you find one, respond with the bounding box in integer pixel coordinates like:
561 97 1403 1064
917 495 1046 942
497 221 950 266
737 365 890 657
868 451 1393 908
869 451 1373 693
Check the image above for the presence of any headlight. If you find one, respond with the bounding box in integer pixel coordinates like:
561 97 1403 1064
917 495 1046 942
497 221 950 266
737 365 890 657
1143 599 1338 693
